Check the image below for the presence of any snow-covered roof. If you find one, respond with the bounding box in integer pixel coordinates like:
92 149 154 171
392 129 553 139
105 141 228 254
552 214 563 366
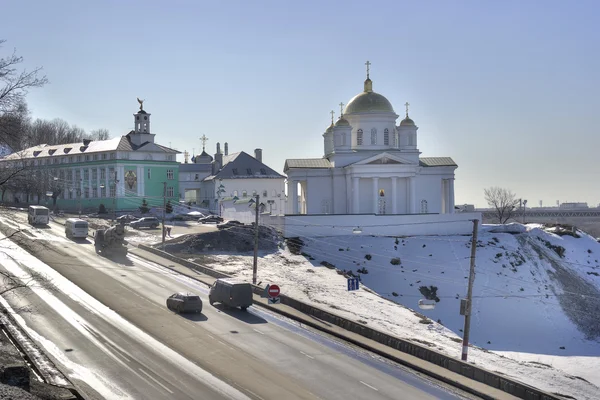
4 135 179 160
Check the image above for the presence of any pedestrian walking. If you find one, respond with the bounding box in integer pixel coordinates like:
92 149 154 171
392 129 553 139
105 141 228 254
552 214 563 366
167 226 172 237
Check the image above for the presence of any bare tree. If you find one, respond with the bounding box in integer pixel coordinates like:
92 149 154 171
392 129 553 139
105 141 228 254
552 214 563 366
0 40 48 148
484 187 520 224
89 128 110 140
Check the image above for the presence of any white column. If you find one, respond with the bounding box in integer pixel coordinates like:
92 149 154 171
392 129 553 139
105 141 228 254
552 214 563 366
291 180 299 214
448 178 455 214
442 179 448 213
118 166 125 197
345 174 351 214
104 167 109 198
409 177 416 214
372 177 379 214
391 177 397 214
352 177 360 214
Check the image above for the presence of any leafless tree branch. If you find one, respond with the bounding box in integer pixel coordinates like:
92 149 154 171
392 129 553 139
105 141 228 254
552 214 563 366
484 186 520 224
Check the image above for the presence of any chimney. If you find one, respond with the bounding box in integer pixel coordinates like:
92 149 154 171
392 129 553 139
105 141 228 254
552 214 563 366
224 142 228 156
213 151 223 175
254 148 262 163
216 142 221 155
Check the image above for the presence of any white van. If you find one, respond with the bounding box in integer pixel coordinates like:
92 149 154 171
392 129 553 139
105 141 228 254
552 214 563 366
28 205 50 225
65 218 88 239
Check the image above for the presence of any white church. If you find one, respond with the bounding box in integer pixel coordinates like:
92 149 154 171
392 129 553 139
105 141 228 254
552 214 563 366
284 64 457 217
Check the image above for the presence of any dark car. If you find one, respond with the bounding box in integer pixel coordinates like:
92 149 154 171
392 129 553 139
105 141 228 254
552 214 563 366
199 215 224 224
166 293 203 313
130 217 160 229
209 279 253 311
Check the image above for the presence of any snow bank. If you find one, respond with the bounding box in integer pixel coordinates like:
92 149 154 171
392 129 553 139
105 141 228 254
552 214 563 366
200 224 600 399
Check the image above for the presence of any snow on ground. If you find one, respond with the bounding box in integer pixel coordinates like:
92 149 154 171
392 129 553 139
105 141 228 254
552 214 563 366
0 227 249 400
196 224 600 400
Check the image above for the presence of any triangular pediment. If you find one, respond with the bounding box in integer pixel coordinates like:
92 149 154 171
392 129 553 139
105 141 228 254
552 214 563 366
137 142 165 152
351 152 414 166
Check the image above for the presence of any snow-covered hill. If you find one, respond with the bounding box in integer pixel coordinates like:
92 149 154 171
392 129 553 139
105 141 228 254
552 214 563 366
199 223 600 399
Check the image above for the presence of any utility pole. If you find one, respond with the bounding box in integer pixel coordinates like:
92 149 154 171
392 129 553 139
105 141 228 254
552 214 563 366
252 194 260 284
112 172 119 223
162 182 167 250
461 218 479 362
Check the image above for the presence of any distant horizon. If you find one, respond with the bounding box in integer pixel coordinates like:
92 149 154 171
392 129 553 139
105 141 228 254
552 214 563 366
3 0 598 208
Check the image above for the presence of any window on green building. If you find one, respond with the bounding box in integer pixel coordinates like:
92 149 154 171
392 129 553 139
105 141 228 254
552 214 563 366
167 169 174 180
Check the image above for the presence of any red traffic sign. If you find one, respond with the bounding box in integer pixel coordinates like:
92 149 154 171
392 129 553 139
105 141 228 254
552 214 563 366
268 284 280 298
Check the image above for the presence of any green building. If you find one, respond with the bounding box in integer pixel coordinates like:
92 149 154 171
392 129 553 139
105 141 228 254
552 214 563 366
2 103 180 214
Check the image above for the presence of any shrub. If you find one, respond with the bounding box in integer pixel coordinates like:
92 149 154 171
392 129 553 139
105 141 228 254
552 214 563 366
139 199 150 214
418 285 440 302
390 257 401 265
391 292 399 297
98 203 107 214
364 254 372 260
357 267 369 275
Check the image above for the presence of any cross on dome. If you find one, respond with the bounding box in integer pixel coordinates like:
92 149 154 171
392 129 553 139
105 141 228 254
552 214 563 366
365 60 371 79
404 102 410 117
330 110 335 124
339 102 345 117
200 134 209 151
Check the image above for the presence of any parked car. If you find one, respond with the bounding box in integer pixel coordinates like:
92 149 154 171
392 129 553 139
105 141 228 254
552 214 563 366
166 293 203 313
209 279 253 311
199 215 224 224
130 217 160 229
117 214 138 223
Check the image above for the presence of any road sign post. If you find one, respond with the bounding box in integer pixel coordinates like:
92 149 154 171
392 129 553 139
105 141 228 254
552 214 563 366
267 284 280 305
347 278 360 291
268 284 280 297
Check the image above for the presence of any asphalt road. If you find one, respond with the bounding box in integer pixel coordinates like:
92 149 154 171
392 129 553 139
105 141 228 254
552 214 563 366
0 212 477 400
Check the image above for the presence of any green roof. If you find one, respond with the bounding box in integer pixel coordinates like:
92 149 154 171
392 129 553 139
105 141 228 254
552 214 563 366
419 157 457 167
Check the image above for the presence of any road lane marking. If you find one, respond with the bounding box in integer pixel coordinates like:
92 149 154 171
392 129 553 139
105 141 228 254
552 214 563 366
138 368 174 394
245 389 266 400
158 283 165 288
207 334 214 339
252 329 264 335
300 351 314 359
218 340 226 346
104 341 131 362
359 381 378 391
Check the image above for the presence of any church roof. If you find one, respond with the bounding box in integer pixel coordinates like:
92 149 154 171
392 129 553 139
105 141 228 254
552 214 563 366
284 158 332 171
204 151 285 181
419 157 457 167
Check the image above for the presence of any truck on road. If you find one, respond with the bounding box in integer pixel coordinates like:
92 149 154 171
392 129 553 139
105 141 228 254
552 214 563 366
94 221 128 256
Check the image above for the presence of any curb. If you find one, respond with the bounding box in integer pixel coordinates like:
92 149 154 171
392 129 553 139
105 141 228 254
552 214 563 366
133 245 558 400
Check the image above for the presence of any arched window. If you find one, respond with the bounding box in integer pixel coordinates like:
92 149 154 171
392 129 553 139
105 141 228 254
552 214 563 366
233 190 238 197
371 128 377 145
384 128 389 145
357 129 363 145
242 190 247 198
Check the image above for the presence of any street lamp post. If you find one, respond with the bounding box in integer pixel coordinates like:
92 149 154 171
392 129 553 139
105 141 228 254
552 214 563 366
112 172 119 223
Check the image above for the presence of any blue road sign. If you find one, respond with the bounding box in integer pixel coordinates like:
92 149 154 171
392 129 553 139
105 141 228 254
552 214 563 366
347 277 360 291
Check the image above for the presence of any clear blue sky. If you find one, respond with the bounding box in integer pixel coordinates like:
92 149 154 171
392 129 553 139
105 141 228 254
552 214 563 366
3 0 599 207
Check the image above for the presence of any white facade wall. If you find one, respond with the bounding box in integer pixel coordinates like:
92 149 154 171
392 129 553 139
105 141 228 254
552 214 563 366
275 212 481 238
415 174 444 214
207 177 285 215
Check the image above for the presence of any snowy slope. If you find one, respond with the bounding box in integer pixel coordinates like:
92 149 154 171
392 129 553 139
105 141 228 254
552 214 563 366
200 223 600 399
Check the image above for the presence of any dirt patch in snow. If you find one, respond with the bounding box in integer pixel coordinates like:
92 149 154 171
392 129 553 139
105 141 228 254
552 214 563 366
157 224 280 254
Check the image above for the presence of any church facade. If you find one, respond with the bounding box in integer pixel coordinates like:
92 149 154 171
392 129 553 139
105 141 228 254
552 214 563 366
284 67 457 216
